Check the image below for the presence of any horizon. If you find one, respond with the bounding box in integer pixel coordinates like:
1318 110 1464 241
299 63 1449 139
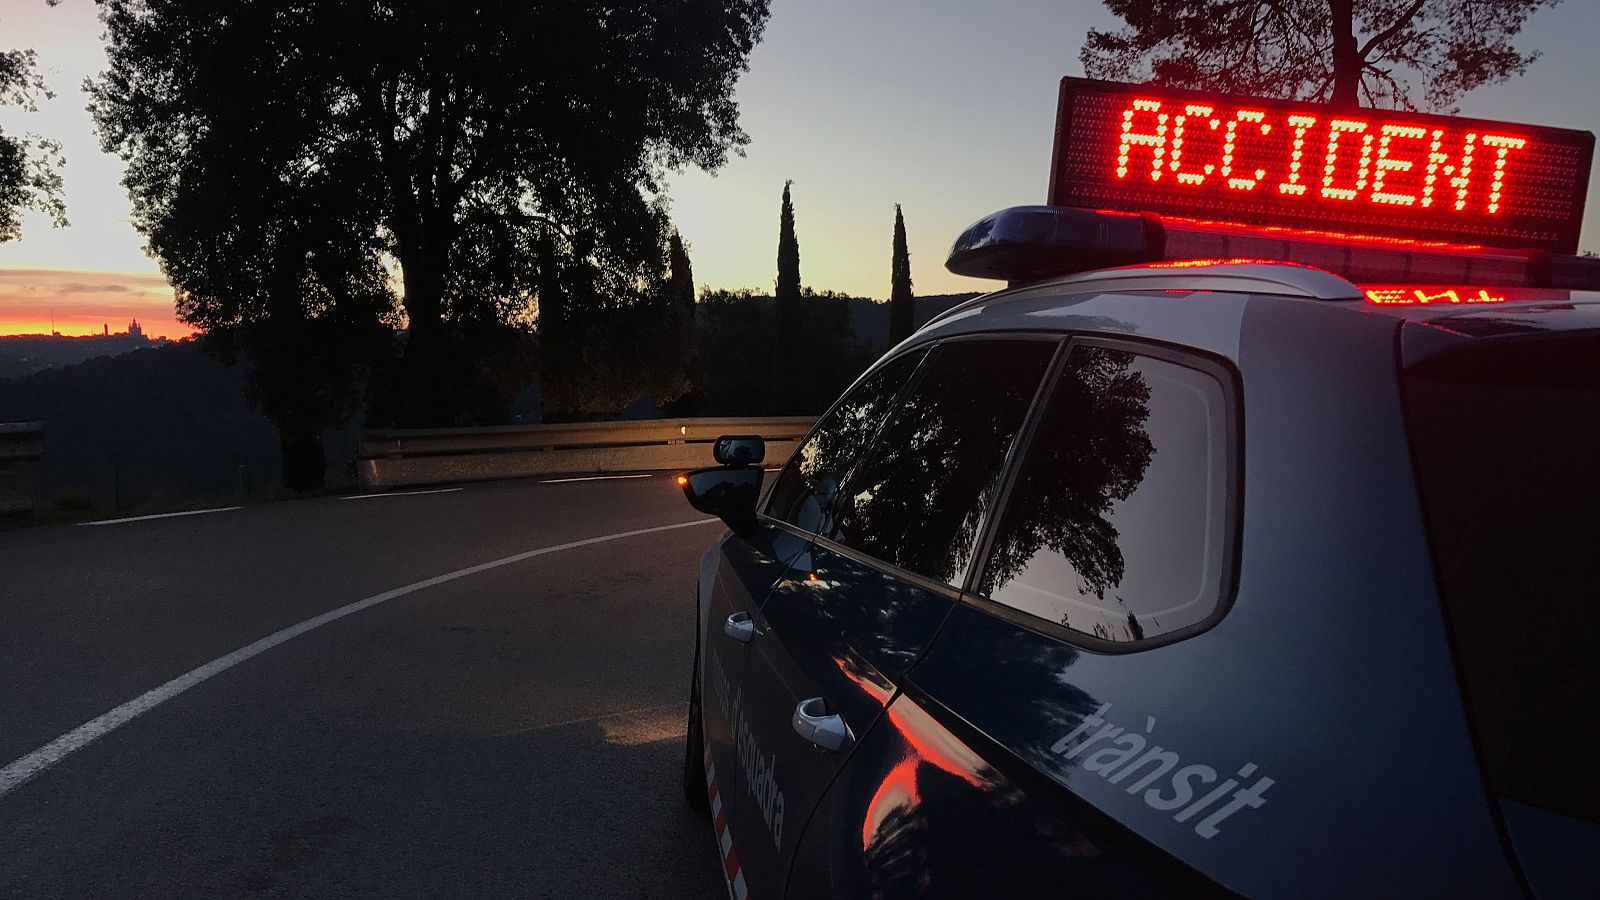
4 1 1600 338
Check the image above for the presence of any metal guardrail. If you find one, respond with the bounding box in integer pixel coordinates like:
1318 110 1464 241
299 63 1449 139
0 421 45 513
357 416 817 490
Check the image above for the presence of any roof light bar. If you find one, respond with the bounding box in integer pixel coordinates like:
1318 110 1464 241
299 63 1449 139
946 205 1600 291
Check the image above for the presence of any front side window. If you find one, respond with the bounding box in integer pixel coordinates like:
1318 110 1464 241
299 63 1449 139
765 349 927 532
823 339 1057 586
977 344 1232 644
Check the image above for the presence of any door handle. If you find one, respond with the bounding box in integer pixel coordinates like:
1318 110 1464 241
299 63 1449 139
792 697 850 752
724 610 756 643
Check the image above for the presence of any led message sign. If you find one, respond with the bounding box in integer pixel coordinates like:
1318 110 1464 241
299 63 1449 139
1049 78 1595 254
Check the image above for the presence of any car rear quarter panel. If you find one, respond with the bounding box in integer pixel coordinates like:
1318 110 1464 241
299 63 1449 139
789 293 1521 897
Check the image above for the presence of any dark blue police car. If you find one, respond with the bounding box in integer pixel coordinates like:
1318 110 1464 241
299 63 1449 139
675 79 1599 899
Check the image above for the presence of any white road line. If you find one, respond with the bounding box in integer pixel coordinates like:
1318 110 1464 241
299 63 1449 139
339 487 464 501
0 516 718 802
78 506 241 527
538 473 657 484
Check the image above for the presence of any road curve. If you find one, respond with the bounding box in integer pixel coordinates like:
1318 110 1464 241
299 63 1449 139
0 475 726 897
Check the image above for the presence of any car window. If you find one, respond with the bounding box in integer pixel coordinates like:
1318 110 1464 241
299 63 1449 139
976 344 1232 644
824 339 1057 586
765 348 927 532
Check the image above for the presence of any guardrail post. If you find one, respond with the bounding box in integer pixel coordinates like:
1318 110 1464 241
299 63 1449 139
0 422 46 514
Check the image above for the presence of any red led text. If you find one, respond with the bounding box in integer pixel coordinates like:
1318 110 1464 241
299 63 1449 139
1116 99 1528 216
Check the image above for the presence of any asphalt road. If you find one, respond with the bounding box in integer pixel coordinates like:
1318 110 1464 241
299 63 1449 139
0 475 727 898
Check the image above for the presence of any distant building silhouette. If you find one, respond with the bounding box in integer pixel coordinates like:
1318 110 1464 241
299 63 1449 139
0 319 164 378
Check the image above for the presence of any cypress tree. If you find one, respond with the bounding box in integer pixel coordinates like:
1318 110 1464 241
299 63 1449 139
668 231 695 315
775 180 802 336
773 180 803 410
888 203 914 344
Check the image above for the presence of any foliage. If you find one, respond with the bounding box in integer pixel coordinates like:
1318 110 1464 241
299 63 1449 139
688 287 868 417
644 232 698 404
90 0 771 425
1083 0 1562 111
91 9 399 489
888 204 914 345
772 180 805 409
689 288 773 417
981 347 1155 602
536 230 696 421
0 17 66 244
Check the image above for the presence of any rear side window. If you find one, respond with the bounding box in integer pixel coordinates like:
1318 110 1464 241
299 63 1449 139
823 339 1057 586
1404 334 1600 823
766 349 926 532
976 343 1233 645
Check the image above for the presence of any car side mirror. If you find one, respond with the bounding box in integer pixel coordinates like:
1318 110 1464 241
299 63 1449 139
678 466 762 534
712 434 765 467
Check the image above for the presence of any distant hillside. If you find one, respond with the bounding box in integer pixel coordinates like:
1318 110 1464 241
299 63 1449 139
0 332 168 379
848 293 981 349
0 343 285 509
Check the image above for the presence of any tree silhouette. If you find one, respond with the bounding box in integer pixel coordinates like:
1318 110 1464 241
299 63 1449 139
774 180 804 409
979 347 1155 604
91 0 771 425
889 205 914 345
650 231 698 404
1084 0 1560 111
112 66 396 490
0 14 65 244
668 233 696 319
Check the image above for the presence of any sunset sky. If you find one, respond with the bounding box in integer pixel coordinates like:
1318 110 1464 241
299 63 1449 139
3 0 1600 337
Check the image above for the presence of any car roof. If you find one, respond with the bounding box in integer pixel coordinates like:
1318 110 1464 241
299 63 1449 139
918 259 1600 347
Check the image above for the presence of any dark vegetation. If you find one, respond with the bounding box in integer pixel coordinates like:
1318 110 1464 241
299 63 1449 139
889 205 915 346
0 342 285 512
1085 0 1561 111
0 332 164 379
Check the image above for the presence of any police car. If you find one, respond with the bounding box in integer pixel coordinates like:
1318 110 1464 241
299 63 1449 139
676 78 1599 898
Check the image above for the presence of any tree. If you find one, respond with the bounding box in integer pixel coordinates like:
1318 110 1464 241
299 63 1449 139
0 16 66 244
652 231 698 402
91 0 771 425
888 204 914 344
774 180 803 409
668 232 696 318
96 28 398 490
775 180 803 329
1083 0 1562 111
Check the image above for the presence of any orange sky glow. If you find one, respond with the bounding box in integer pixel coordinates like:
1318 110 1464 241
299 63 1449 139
0 269 195 339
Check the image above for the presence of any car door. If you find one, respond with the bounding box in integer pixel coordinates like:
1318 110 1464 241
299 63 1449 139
698 516 815 870
733 337 1061 899
786 339 1245 898
703 347 929 893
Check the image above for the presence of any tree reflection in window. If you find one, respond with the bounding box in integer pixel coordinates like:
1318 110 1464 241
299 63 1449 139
766 349 927 533
826 340 1056 585
980 346 1229 643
